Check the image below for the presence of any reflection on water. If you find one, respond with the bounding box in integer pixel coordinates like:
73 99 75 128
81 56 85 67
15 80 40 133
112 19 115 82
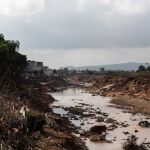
50 88 150 150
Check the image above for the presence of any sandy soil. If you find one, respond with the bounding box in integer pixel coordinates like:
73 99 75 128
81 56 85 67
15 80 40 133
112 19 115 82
111 97 150 117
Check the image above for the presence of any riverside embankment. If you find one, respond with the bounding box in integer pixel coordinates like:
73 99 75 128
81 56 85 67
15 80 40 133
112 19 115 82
66 74 150 116
0 82 87 150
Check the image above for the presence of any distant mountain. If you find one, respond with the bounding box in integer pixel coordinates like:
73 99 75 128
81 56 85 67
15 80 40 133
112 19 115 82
66 62 147 71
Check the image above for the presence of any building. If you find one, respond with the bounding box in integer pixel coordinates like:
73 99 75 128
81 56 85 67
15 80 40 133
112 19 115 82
57 67 69 77
24 60 52 78
43 66 53 76
26 60 43 72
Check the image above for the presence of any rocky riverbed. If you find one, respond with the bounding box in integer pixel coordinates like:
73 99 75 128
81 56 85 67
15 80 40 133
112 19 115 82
51 88 150 150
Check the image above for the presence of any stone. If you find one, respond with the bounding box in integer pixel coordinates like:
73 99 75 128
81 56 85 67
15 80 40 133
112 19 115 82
96 117 104 122
138 121 150 128
90 125 107 134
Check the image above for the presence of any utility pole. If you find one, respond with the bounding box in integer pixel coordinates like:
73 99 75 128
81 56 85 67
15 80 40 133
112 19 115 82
145 63 149 72
145 63 149 68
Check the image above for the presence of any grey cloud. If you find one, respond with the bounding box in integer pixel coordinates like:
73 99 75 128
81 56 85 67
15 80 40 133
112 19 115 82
1 0 150 49
0 0 45 16
0 0 150 68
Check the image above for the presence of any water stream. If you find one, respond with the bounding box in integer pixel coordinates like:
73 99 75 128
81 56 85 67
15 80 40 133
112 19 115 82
50 88 150 150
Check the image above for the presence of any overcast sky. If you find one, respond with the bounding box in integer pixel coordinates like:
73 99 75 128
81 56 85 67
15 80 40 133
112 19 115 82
0 0 150 68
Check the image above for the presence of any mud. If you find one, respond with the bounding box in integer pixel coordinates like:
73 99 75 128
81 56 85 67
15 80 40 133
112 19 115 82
51 87 150 150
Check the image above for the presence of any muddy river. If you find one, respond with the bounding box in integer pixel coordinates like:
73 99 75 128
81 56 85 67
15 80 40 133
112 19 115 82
50 88 150 150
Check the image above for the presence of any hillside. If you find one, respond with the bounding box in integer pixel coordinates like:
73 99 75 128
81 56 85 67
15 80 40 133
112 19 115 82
66 62 147 71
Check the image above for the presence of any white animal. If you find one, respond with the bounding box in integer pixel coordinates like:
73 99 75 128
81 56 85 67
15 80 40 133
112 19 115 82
20 106 30 118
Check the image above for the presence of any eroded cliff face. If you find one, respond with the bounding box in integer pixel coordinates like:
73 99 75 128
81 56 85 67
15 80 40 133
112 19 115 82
87 75 150 99
84 74 150 116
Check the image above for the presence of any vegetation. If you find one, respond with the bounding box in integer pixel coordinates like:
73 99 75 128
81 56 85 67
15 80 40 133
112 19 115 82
0 94 48 150
123 135 148 150
0 34 27 81
26 113 46 134
137 65 150 72
138 65 146 72
0 98 34 150
99 67 105 73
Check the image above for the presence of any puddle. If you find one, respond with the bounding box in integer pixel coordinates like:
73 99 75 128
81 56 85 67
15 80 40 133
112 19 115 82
50 88 150 150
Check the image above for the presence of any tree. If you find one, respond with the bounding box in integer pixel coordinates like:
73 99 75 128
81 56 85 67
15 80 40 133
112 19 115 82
147 66 150 72
99 67 105 73
53 69 57 74
0 34 4 42
138 65 146 72
0 33 27 80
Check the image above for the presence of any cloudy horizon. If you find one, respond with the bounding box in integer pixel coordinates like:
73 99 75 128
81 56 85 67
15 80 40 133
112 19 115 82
0 0 150 68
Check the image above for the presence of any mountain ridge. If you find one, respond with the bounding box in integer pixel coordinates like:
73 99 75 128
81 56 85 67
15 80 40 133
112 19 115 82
65 62 148 71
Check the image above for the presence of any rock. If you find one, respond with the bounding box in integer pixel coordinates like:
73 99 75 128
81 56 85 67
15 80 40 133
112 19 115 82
62 137 85 150
96 117 104 122
90 134 106 142
120 122 129 128
97 111 102 114
90 125 107 134
101 112 109 117
134 130 139 133
138 121 150 128
74 117 79 120
90 134 112 143
65 107 84 116
123 132 129 135
105 118 116 123
108 124 118 131
83 113 95 118
79 130 86 136
80 122 84 126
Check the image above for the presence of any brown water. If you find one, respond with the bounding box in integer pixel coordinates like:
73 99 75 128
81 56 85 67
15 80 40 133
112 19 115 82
50 88 150 150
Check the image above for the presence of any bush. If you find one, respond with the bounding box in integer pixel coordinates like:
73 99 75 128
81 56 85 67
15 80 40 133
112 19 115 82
27 114 46 134
123 135 148 150
0 115 34 150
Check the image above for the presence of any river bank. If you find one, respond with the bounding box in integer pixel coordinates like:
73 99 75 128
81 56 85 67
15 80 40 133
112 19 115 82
88 74 150 117
66 73 150 116
110 97 150 117
0 82 87 150
1 74 150 150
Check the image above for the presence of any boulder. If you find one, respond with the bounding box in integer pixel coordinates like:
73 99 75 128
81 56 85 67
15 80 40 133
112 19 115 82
90 134 106 142
138 121 150 128
105 118 116 123
90 125 107 134
96 117 104 122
